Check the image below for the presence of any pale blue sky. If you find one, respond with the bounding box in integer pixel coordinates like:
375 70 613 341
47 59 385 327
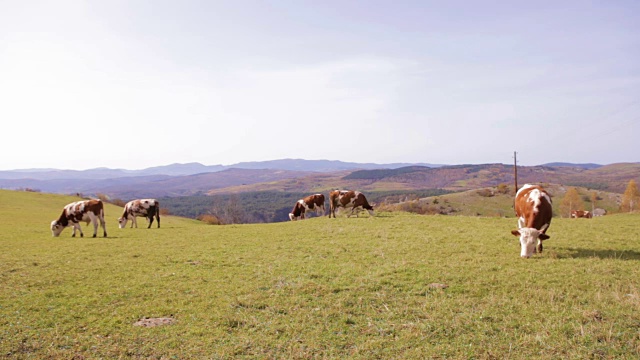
1 0 638 170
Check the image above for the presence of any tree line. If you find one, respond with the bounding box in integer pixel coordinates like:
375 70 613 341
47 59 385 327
158 189 451 224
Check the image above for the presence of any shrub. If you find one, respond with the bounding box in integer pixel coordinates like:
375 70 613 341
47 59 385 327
477 188 494 197
110 199 127 207
496 183 509 194
197 214 222 225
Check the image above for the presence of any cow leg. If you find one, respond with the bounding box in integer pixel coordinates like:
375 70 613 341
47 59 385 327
537 240 543 254
156 213 160 228
147 215 153 229
132 216 138 228
92 220 98 237
99 214 107 237
73 223 83 237
87 213 99 237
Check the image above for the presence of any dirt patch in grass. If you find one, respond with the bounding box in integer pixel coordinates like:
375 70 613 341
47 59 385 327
133 317 176 327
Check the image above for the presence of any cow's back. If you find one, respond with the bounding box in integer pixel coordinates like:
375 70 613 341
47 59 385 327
515 184 552 230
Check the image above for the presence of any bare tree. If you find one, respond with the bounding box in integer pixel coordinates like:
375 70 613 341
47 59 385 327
560 187 583 217
621 180 640 213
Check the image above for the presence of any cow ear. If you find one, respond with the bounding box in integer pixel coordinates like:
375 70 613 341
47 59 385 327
539 234 550 240
510 230 520 237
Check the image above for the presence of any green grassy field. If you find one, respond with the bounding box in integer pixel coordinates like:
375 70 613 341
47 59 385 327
1 189 639 359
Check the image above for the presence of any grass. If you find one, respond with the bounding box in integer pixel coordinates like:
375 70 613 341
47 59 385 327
1 189 639 359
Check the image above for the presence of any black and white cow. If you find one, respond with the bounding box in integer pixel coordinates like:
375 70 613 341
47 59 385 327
289 194 325 220
51 199 107 237
118 199 160 229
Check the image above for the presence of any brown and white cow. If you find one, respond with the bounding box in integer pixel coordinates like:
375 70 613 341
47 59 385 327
51 199 107 237
289 194 325 221
571 210 592 219
118 199 160 228
510 184 552 258
328 190 374 218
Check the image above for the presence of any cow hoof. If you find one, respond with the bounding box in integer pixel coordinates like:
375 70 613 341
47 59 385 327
80 234 83 237
72 234 76 237
93 234 97 238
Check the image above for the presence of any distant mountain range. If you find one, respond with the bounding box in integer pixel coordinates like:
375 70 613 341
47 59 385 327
2 158 637 199
540 162 602 170
0 159 440 180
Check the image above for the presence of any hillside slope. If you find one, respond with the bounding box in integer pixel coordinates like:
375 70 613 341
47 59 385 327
0 190 199 236
395 183 622 217
2 163 637 201
207 163 640 196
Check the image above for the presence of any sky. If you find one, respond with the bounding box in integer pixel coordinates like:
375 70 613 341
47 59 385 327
1 0 639 170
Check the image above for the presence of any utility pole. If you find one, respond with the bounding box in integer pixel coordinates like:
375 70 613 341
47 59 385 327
513 151 518 194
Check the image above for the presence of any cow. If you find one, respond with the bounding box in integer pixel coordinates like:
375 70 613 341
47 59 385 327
510 184 552 258
118 199 160 228
51 199 107 238
328 190 374 218
289 194 325 221
571 210 592 219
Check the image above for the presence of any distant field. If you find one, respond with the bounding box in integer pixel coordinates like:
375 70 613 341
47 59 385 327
1 190 639 359
401 183 623 217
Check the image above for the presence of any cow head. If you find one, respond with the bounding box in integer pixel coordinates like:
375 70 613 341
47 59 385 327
50 220 64 237
365 207 375 217
117 217 128 229
511 228 550 258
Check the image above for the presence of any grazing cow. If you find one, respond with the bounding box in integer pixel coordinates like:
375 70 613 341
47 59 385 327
510 184 552 258
289 194 325 221
118 199 160 228
328 190 374 218
51 199 107 238
571 210 592 219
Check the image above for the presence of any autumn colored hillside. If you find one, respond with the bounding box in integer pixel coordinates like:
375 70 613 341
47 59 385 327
207 163 640 195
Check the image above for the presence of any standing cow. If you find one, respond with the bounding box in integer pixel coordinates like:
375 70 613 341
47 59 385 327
118 199 160 229
510 184 552 258
289 194 325 221
51 199 107 238
328 190 374 218
571 210 592 218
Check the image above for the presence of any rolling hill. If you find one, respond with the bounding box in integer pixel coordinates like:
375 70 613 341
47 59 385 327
207 163 640 196
387 183 622 218
1 161 637 206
